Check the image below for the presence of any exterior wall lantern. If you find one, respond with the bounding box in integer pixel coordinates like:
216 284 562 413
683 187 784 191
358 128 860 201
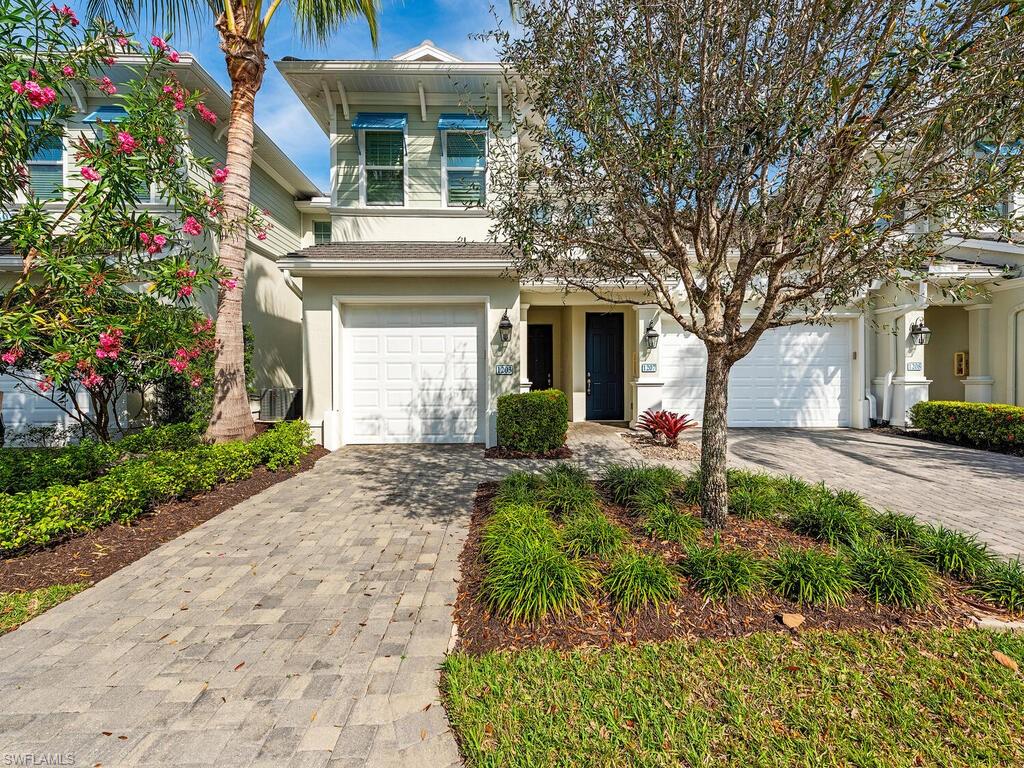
910 319 932 346
498 311 514 344
644 318 660 349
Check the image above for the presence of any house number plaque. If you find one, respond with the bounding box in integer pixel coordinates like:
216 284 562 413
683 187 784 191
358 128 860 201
906 361 923 372
640 363 657 373
495 364 514 375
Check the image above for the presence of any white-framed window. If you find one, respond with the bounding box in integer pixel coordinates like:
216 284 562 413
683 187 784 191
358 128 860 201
313 220 331 245
359 130 406 206
84 105 154 203
26 124 63 201
442 131 487 207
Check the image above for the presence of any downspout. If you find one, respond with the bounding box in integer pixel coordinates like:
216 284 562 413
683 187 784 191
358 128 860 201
858 314 877 422
873 281 929 424
282 269 302 300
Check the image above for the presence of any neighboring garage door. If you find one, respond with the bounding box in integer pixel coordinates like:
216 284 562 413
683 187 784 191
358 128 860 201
661 321 851 427
1 374 92 435
342 304 483 443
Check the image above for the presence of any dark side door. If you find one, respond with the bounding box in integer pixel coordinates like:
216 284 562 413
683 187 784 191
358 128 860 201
527 324 554 391
585 312 624 420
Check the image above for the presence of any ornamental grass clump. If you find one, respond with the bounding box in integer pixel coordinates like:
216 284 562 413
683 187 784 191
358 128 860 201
562 510 626 560
849 542 934 609
603 549 679 613
872 510 928 548
480 503 557 560
766 546 853 607
603 463 684 508
726 470 784 520
679 538 763 600
970 558 1024 612
481 533 594 623
916 525 995 581
788 488 875 547
494 471 542 508
642 503 703 547
540 464 599 517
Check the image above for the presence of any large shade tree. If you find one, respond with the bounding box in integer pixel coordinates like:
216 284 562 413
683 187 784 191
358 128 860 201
89 0 380 442
488 0 1024 526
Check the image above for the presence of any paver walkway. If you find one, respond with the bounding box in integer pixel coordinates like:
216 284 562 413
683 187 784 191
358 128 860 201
0 445 516 768
2 424 1021 768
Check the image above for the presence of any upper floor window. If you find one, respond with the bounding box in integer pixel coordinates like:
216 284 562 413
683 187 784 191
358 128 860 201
84 105 153 203
313 220 331 245
353 113 408 207
438 113 488 208
26 124 63 201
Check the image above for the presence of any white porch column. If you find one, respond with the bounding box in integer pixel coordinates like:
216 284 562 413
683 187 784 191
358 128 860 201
630 306 663 426
963 304 994 402
518 303 531 393
890 308 931 427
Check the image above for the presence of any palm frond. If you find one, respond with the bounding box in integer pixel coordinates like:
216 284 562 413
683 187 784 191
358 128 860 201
85 0 220 39
290 0 379 47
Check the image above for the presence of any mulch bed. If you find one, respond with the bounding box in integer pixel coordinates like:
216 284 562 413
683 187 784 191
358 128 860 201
0 446 329 593
620 431 700 462
872 426 1024 458
483 445 573 460
453 482 1003 654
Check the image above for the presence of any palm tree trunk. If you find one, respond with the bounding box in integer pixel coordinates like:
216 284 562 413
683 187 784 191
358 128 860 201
206 27 263 443
700 344 732 528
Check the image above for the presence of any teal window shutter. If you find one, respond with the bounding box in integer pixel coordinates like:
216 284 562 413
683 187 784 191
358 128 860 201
363 131 404 205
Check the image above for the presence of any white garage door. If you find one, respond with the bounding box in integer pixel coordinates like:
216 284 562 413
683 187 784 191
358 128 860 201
342 304 483 444
661 322 851 427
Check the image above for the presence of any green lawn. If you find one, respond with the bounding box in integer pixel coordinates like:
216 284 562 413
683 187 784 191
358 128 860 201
0 584 88 635
443 629 1024 767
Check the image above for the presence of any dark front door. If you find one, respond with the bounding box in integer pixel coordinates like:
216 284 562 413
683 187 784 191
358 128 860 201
527 324 554 391
586 312 624 420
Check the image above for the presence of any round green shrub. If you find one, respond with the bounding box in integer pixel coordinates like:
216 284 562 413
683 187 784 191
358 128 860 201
603 550 678 613
766 546 853 607
496 389 569 454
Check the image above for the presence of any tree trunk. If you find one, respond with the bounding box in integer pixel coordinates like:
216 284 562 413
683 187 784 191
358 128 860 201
206 25 264 444
699 345 732 528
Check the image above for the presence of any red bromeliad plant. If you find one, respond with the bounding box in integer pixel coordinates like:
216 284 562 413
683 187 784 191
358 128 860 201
0 5 267 441
638 409 698 448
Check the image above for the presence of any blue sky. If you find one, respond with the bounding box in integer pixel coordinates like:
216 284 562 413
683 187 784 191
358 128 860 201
72 1 511 190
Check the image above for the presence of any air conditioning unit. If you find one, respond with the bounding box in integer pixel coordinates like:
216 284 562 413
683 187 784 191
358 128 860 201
259 388 302 422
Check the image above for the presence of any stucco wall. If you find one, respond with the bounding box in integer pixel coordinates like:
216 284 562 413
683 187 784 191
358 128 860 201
299 275 521 444
923 306 969 401
988 281 1024 405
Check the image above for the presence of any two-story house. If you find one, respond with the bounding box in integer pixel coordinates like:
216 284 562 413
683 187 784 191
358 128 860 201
1 54 318 435
276 41 1024 449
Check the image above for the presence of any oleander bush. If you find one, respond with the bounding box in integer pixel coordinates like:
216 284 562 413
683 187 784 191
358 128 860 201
562 510 626 559
909 400 1024 451
496 389 569 454
603 549 679 612
970 558 1024 612
679 539 763 600
0 422 202 495
0 421 312 555
849 542 935 608
766 546 853 607
916 525 995 580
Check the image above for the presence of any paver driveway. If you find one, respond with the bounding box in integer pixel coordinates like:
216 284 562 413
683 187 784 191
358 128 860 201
726 428 1024 557
0 445 511 768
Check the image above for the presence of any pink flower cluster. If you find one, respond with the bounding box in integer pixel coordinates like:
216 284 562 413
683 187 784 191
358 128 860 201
37 376 54 393
115 130 137 154
205 194 224 216
168 345 201 374
49 3 79 26
139 231 168 255
10 79 57 108
192 317 214 334
219 278 238 291
182 216 203 236
81 166 100 182
176 268 197 298
98 76 116 95
195 102 217 125
76 359 103 390
211 166 229 184
95 328 123 360
61 65 74 77
1 347 23 366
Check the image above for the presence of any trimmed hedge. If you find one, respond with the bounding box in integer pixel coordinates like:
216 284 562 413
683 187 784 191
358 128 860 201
908 400 1024 450
0 422 202 495
0 420 312 555
496 389 569 454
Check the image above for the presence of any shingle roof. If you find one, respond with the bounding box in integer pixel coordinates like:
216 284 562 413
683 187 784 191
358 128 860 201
284 241 510 261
